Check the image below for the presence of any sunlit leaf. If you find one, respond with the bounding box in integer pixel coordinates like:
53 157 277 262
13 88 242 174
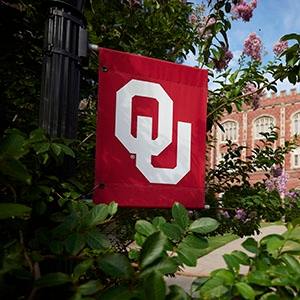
235 282 255 300
172 202 189 230
135 220 157 236
189 217 219 234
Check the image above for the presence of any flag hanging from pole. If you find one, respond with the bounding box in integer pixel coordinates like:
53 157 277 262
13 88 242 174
94 48 208 208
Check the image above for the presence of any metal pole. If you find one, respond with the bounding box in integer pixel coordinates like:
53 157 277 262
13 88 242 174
39 0 88 177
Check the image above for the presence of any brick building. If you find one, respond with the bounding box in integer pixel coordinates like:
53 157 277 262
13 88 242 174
209 88 300 190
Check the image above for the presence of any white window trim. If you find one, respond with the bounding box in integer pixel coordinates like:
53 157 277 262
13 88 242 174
219 120 238 143
291 148 300 168
253 115 275 139
291 111 300 136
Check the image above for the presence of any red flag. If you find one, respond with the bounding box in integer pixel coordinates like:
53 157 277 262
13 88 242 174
94 48 207 208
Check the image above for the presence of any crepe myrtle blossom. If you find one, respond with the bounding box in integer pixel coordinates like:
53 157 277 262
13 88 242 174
273 40 288 57
285 190 300 202
242 82 263 109
210 47 233 72
243 32 262 61
196 17 216 39
231 0 258 22
265 173 290 194
234 209 246 220
234 209 252 223
189 13 197 25
222 211 230 218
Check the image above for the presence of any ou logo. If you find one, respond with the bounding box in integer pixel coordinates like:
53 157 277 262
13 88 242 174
115 79 191 184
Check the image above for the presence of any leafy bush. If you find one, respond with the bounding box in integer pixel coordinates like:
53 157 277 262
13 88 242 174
195 220 300 299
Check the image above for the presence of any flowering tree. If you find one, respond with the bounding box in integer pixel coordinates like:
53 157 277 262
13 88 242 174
2 0 300 298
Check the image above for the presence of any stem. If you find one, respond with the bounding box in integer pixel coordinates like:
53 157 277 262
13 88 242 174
1 181 18 202
79 132 95 146
207 79 277 118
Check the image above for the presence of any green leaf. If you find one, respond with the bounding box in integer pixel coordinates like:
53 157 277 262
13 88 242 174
288 225 300 240
153 216 167 228
33 141 50 154
281 33 300 42
35 272 72 288
108 201 118 216
129 248 140 260
262 235 285 254
0 157 31 184
51 143 62 156
57 143 75 157
83 204 109 227
189 217 219 234
177 245 198 267
85 228 110 250
229 69 240 84
0 133 26 159
65 232 85 255
242 237 261 254
180 235 208 250
135 220 157 236
271 276 293 286
235 282 255 300
166 285 190 300
0 203 31 219
247 270 271 286
73 259 93 281
172 202 189 230
52 213 80 238
98 253 134 279
139 231 166 268
199 277 229 299
100 285 132 300
160 223 183 241
223 254 240 272
281 254 300 274
139 257 178 277
35 200 47 215
77 280 101 296
211 269 235 285
143 271 166 300
29 128 47 142
134 232 147 247
231 250 250 265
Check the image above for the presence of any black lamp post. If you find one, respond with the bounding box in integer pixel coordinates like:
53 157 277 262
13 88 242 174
39 0 88 177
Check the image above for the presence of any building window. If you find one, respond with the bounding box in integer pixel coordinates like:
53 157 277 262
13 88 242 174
292 148 300 168
254 116 274 139
220 121 238 142
292 111 300 135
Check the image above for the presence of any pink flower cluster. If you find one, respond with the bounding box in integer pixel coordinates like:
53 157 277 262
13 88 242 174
210 47 233 72
231 0 258 22
189 14 217 39
273 40 288 57
222 209 251 223
243 82 263 109
265 173 290 194
285 190 300 202
189 13 197 25
243 32 262 61
234 209 246 220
